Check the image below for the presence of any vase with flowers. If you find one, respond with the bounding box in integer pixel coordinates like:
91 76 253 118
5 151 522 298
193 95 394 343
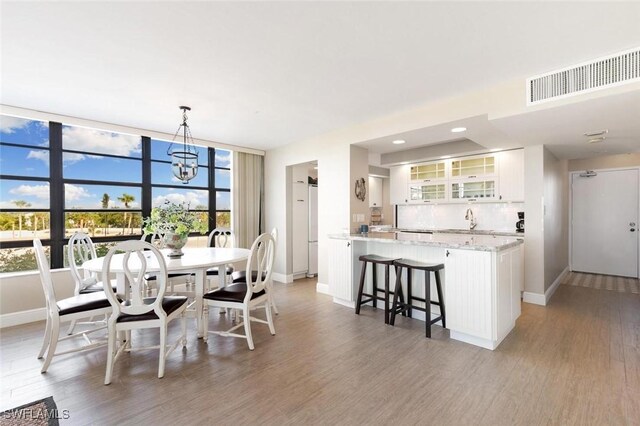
142 201 208 257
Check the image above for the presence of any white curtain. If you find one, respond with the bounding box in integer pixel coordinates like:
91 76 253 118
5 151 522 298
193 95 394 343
232 152 264 249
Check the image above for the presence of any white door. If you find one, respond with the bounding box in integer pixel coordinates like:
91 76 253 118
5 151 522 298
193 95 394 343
571 169 639 277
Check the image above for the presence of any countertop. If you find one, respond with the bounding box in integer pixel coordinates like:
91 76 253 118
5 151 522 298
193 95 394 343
381 227 524 238
329 231 523 252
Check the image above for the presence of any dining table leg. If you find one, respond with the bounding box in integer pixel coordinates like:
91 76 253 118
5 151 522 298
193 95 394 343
195 268 205 338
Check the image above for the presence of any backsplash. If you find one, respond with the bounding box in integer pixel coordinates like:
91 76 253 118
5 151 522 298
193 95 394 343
397 203 524 232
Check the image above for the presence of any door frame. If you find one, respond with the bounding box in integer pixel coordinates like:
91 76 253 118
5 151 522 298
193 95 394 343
569 166 640 278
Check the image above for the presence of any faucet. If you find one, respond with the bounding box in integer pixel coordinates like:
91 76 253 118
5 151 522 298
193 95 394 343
465 208 477 230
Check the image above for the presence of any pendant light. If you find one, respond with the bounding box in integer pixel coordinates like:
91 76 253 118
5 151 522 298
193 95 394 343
167 106 198 184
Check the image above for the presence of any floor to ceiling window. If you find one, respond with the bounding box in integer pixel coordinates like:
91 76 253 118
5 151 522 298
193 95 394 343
0 114 232 272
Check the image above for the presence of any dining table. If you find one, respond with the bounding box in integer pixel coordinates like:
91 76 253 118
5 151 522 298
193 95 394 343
82 246 251 338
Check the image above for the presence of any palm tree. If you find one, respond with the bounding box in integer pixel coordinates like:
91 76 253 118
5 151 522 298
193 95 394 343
100 193 110 235
12 200 31 238
117 194 135 234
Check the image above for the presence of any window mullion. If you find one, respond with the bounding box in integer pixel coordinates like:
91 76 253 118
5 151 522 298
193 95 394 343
49 122 64 268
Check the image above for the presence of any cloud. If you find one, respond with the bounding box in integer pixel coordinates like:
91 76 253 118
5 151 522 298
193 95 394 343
62 152 86 165
64 184 91 200
62 126 141 157
215 151 231 167
9 183 50 199
0 116 31 133
152 191 206 208
27 150 50 165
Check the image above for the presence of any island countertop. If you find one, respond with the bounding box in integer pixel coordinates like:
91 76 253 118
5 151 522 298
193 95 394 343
329 231 523 252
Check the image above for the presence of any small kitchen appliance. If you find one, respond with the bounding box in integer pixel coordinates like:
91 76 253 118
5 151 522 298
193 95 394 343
516 211 524 233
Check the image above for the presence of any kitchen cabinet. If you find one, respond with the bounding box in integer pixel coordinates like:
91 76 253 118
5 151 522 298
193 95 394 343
496 149 524 202
390 164 410 204
451 155 496 178
450 178 498 201
292 164 307 184
368 176 382 207
328 238 354 303
409 182 447 203
410 161 446 182
292 182 309 276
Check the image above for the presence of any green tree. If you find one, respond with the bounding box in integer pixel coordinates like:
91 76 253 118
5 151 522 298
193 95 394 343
100 193 110 235
12 200 31 238
117 194 135 234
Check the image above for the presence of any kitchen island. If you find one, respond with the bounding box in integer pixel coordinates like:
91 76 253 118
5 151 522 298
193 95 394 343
328 232 524 350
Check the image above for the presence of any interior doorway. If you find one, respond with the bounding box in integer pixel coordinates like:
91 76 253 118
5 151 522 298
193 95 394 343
289 161 318 281
571 168 639 278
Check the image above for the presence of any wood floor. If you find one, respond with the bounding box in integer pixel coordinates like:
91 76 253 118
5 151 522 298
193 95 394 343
1 277 639 425
562 271 639 294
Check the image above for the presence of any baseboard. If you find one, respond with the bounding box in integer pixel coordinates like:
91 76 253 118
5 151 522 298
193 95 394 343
522 291 546 306
332 298 355 309
272 272 293 284
0 307 46 328
316 282 331 295
545 266 569 304
523 266 569 306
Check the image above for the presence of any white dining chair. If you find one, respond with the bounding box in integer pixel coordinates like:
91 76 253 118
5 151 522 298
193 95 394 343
141 233 194 296
205 227 236 291
33 239 112 373
231 227 279 315
202 233 276 350
102 240 188 385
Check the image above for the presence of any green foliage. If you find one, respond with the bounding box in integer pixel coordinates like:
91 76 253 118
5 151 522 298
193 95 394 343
0 248 38 273
143 201 208 237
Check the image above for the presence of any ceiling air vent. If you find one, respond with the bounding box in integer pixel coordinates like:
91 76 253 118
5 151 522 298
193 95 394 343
527 47 640 105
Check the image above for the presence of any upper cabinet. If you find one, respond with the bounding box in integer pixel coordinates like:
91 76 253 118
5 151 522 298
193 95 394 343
390 165 410 205
368 176 382 207
292 165 307 184
496 149 524 202
451 155 495 178
389 149 524 205
409 161 446 182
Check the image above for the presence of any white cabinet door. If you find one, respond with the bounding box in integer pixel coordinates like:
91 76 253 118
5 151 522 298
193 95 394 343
497 149 524 202
368 176 383 207
292 183 309 275
389 165 409 205
292 165 307 184
444 249 493 340
328 238 353 301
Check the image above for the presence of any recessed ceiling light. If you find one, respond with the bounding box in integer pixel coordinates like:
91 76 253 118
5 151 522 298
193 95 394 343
392 139 406 145
440 155 451 159
584 129 608 137
588 137 606 144
451 127 467 133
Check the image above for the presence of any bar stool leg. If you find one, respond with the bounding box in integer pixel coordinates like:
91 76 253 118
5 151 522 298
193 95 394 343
383 264 390 324
396 265 406 317
372 263 377 309
424 271 432 338
390 265 403 325
435 270 446 328
355 261 367 315
407 269 413 318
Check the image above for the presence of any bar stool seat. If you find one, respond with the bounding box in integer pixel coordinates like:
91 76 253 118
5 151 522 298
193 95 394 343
355 254 401 324
390 259 446 338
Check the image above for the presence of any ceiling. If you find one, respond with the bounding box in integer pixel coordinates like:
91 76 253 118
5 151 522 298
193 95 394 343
1 2 640 157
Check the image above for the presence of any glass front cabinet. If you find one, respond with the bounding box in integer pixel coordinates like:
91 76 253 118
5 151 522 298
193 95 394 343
450 179 498 201
409 183 447 202
451 155 495 178
409 161 446 182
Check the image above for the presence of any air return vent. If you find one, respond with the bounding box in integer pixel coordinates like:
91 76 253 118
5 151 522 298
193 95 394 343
527 47 640 105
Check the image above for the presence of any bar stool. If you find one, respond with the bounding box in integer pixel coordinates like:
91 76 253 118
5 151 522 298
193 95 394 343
390 259 446 338
355 254 402 324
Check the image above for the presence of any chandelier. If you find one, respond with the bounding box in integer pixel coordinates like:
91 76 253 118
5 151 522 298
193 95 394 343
167 106 198 184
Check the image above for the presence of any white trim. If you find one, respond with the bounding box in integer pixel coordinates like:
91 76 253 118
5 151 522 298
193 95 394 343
522 291 546 306
332 298 355 309
316 282 331 295
449 330 508 351
0 307 46 328
0 104 265 156
272 272 293 284
545 266 568 304
522 265 567 307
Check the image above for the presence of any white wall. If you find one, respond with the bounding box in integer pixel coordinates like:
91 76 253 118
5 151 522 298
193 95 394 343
568 153 640 171
397 203 524 232
350 145 370 232
524 146 545 297
543 148 569 292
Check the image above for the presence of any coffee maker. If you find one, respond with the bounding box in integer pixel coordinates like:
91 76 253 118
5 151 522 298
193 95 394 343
516 212 524 233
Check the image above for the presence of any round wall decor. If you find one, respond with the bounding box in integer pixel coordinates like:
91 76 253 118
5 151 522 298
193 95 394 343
355 177 366 201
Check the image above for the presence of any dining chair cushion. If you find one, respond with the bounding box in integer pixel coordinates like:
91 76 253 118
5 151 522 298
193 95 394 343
115 296 188 323
57 292 113 316
205 266 234 276
203 284 265 303
79 281 118 294
230 270 266 284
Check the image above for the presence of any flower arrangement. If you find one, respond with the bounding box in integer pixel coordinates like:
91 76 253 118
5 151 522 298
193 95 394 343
142 201 208 238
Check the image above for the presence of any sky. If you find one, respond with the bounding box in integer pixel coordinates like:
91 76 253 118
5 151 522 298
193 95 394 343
0 115 231 210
